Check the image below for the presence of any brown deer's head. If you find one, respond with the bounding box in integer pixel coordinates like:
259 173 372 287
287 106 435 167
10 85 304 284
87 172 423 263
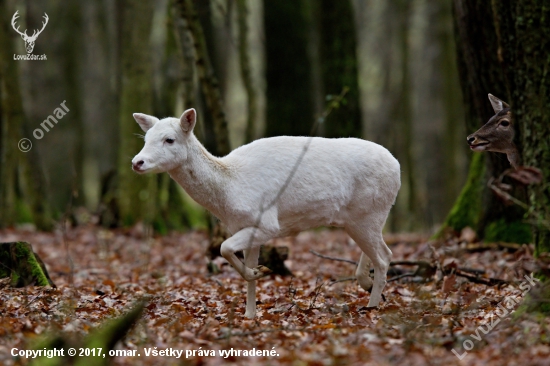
467 94 519 169
11 11 49 54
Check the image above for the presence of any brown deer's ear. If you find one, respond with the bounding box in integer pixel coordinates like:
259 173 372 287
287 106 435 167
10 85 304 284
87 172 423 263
488 93 510 114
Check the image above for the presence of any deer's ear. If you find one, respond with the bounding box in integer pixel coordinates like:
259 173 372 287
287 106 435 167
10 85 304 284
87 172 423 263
488 94 510 114
133 113 158 132
180 108 196 133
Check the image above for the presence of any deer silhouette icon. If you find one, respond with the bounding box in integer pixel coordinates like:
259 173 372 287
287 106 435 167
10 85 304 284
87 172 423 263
11 11 49 54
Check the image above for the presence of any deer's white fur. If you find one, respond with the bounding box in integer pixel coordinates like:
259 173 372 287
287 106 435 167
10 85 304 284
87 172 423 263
132 109 400 318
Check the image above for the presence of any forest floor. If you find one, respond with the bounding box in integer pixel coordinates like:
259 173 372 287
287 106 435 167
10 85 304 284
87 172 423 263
1 225 550 366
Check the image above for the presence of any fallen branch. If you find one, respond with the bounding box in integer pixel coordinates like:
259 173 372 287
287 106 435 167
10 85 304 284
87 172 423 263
312 249 505 286
309 250 357 265
463 242 523 252
309 251 439 270
216 327 309 340
387 273 417 282
329 276 356 286
448 268 508 286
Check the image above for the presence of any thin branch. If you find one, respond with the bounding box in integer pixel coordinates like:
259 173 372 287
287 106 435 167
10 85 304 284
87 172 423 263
329 276 356 286
308 277 326 310
309 250 357 265
312 249 504 286
388 273 417 282
451 268 508 286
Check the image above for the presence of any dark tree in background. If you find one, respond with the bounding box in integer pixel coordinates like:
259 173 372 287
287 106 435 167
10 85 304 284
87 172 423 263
0 0 51 230
445 1 550 253
317 0 362 138
264 0 362 138
264 1 313 137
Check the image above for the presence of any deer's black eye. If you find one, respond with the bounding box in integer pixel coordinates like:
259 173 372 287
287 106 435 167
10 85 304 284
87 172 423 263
165 138 175 144
500 120 510 127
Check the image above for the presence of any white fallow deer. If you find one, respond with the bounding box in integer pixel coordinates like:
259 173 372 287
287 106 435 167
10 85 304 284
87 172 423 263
11 11 49 54
131 109 401 318
467 94 519 169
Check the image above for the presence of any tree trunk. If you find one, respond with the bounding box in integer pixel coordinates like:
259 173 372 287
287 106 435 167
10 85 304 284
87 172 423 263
0 0 51 230
490 1 550 252
0 242 55 287
263 0 313 136
316 0 362 138
153 4 195 234
376 0 417 231
117 0 157 225
174 0 231 156
236 0 257 144
60 1 85 209
443 0 547 247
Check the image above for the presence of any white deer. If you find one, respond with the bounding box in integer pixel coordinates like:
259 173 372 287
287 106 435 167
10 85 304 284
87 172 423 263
132 109 401 318
11 11 49 54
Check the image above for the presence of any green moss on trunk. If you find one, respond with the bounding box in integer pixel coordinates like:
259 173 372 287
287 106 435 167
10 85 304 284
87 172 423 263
490 0 550 253
0 242 54 287
484 219 532 244
439 153 485 234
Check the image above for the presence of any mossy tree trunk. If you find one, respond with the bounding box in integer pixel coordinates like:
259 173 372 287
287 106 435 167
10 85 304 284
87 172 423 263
0 242 54 287
490 1 550 253
117 0 157 226
444 1 548 247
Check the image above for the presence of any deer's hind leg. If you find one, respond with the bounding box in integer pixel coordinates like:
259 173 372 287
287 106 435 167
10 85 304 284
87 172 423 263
346 216 392 308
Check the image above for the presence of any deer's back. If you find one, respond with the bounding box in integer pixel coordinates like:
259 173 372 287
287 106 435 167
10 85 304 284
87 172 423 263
220 136 400 233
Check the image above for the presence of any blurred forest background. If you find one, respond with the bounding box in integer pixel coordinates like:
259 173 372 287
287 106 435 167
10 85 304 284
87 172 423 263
0 0 468 233
0 0 548 249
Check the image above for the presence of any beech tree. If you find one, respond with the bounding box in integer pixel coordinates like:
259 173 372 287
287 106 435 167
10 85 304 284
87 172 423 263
117 0 157 225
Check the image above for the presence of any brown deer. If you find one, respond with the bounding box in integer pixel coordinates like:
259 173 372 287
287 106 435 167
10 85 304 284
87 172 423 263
11 11 49 54
467 94 520 169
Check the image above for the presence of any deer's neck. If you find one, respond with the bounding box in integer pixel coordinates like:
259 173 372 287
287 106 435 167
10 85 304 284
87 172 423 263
168 135 230 218
507 147 521 169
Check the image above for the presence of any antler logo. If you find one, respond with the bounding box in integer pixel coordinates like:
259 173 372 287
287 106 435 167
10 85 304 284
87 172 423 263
11 11 49 54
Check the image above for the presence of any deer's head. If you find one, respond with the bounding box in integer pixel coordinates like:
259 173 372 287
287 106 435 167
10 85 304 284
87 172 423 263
467 94 519 168
131 109 198 174
11 11 49 54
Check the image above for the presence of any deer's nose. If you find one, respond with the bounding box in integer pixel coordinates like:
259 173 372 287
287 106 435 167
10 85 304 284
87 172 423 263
467 136 476 144
132 160 144 171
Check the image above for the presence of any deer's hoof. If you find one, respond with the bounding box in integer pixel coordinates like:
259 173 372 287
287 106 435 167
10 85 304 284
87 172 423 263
252 265 272 278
